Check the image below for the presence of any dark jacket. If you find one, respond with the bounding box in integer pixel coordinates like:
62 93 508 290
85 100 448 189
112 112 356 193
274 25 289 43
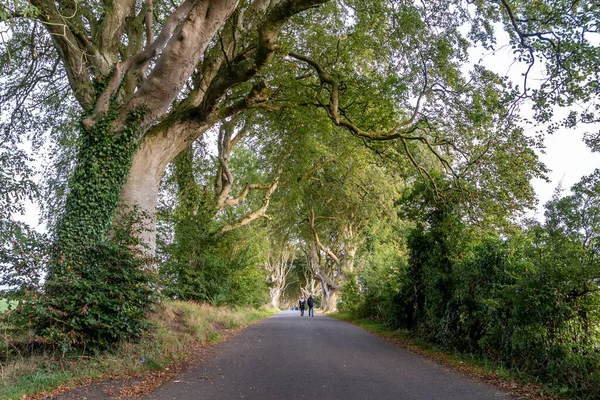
307 297 314 307
299 299 306 309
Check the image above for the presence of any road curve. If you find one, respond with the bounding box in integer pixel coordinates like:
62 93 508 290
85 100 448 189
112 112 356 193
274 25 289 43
146 311 511 400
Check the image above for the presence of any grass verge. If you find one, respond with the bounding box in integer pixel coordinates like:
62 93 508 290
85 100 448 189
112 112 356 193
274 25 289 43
0 301 277 400
329 311 565 400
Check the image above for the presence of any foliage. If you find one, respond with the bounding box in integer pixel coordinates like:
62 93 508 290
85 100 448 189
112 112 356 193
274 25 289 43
0 104 45 298
490 0 600 137
2 169 158 353
338 273 360 314
0 299 15 313
2 209 157 352
157 135 271 307
0 221 48 295
159 210 269 307
342 173 600 398
0 148 37 221
339 219 408 325
398 204 466 337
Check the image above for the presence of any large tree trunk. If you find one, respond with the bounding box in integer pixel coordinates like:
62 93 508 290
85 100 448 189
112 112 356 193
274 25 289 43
320 282 338 312
119 127 204 255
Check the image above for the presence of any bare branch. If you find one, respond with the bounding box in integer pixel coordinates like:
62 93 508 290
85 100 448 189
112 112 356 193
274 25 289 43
223 183 272 208
307 242 339 290
30 0 96 108
144 0 154 48
308 208 340 265
221 167 282 232
214 114 256 209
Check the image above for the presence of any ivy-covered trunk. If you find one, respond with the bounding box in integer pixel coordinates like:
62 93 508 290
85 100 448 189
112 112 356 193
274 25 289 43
54 112 144 260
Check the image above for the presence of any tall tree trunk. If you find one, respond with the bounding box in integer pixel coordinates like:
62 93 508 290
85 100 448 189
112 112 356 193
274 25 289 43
270 288 281 308
320 281 338 312
120 125 207 255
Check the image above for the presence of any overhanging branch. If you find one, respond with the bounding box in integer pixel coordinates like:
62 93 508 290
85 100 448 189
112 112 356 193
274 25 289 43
288 51 427 141
220 166 282 233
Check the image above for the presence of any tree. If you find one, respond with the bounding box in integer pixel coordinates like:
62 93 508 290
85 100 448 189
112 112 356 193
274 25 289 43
491 0 600 138
1 0 557 343
1 0 552 254
545 169 600 260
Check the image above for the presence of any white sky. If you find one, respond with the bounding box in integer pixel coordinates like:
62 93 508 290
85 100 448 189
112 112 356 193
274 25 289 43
529 125 600 219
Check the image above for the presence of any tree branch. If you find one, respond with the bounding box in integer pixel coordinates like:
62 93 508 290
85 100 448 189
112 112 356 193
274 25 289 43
308 242 339 290
30 0 96 108
221 166 282 232
288 51 427 141
308 208 340 265
98 0 137 65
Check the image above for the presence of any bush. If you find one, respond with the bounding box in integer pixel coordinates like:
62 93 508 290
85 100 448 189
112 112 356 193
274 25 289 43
4 240 157 353
340 201 600 398
338 273 360 314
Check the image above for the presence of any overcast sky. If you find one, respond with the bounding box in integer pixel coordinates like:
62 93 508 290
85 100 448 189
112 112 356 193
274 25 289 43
530 124 600 217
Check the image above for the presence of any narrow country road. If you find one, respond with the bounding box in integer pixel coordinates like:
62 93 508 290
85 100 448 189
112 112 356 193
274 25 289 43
147 311 511 400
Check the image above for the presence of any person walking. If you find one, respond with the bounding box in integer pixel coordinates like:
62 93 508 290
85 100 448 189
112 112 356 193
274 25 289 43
299 297 306 316
307 295 315 317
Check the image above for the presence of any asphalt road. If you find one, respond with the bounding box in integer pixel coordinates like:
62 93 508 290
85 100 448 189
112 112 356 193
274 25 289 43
146 311 512 400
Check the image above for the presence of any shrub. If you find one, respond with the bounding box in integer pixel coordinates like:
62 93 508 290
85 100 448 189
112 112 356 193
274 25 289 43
4 240 156 353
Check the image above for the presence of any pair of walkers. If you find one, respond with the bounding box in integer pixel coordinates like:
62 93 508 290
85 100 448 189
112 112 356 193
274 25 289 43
299 295 315 317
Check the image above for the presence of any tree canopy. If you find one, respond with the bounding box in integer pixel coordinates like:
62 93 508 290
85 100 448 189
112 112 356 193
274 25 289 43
1 1 599 395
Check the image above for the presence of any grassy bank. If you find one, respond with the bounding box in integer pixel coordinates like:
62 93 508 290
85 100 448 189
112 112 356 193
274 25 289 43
0 301 276 399
330 311 564 400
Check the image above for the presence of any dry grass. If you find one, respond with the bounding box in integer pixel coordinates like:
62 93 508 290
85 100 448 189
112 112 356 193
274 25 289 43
0 300 276 400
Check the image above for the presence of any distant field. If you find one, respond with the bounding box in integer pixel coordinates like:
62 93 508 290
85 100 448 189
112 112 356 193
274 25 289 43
0 299 14 313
